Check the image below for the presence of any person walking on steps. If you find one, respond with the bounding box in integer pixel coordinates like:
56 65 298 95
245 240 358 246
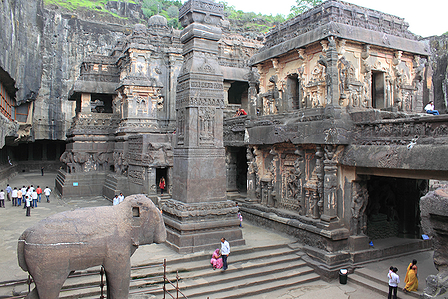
388 267 400 299
219 237 230 271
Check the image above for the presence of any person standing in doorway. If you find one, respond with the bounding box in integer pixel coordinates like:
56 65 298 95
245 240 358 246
388 267 400 299
41 166 44 176
159 177 166 195
219 237 230 271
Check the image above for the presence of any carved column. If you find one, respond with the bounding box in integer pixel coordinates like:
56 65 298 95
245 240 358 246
161 0 244 253
80 93 91 113
321 145 338 224
325 37 340 107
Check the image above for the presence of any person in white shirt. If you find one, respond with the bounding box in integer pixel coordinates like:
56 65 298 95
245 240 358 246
11 187 18 206
25 195 32 216
31 190 38 208
44 186 52 203
0 189 5 208
25 188 32 209
219 238 230 271
424 101 439 115
118 193 124 203
113 195 119 206
388 267 400 299
21 186 27 207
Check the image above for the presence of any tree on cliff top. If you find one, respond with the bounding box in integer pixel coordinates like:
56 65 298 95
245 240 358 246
289 0 323 18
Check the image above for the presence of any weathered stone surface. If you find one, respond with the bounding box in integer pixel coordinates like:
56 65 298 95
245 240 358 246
17 194 166 299
421 186 448 298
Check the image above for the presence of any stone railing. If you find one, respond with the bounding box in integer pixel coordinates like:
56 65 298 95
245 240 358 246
351 112 448 145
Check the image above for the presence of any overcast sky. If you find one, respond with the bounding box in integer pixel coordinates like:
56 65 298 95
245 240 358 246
219 0 447 37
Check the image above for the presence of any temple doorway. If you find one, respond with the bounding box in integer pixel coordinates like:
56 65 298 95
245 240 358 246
156 168 168 195
365 176 427 240
226 147 247 193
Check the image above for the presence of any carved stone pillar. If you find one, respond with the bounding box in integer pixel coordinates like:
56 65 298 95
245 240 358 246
80 93 91 113
325 36 340 107
161 0 244 253
321 145 338 225
226 149 238 192
223 81 231 106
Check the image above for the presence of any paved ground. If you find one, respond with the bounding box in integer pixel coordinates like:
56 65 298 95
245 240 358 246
0 171 439 298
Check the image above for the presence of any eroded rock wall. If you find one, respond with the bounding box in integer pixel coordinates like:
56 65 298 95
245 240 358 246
0 0 139 143
0 0 44 105
426 35 448 114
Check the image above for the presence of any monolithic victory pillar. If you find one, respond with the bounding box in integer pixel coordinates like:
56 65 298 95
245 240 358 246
161 0 244 253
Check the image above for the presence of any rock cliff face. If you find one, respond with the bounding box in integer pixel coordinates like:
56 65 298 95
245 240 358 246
0 0 44 105
0 0 142 141
425 35 448 113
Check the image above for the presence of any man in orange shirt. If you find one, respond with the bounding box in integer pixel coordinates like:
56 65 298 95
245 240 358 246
36 186 42 203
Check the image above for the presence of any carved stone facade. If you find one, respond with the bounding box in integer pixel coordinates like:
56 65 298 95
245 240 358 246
55 10 261 198
223 0 443 279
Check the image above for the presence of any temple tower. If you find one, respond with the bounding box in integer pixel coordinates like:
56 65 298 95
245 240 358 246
161 0 245 253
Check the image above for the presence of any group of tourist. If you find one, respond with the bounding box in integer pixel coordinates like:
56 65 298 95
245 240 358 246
387 259 418 299
112 193 125 205
0 184 52 216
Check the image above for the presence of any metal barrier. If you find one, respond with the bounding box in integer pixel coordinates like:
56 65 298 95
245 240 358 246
0 259 188 299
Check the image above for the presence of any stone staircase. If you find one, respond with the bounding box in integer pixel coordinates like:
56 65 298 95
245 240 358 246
56 243 319 299
349 268 420 299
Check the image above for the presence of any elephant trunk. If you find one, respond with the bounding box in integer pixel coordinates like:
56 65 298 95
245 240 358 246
153 212 167 244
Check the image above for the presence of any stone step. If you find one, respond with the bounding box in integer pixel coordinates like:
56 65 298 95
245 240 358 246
60 244 297 291
129 257 315 298
184 270 319 299
58 244 311 299
349 271 419 299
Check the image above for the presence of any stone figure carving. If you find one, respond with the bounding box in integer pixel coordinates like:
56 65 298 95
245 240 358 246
350 181 368 235
286 158 302 202
17 194 166 299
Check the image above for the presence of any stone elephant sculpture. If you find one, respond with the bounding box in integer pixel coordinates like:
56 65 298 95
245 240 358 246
17 194 166 299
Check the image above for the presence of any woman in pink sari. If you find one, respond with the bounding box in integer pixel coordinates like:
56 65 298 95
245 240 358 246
210 248 223 270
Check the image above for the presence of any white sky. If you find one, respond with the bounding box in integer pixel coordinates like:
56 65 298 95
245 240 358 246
218 0 447 37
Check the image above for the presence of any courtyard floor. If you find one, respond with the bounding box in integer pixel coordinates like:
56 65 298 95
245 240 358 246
0 171 438 298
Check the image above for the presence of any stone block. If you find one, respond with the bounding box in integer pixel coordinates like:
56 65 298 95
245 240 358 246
348 235 369 251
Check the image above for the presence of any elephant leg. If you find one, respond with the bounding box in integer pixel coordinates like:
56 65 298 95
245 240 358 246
30 270 69 299
104 260 131 299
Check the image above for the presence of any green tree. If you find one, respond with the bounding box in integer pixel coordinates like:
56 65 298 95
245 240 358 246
289 0 322 18
166 5 179 18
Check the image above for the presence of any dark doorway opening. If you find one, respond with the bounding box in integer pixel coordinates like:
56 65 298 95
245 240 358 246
227 147 247 193
287 74 301 110
228 81 249 106
366 176 427 240
156 168 168 195
371 71 385 109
